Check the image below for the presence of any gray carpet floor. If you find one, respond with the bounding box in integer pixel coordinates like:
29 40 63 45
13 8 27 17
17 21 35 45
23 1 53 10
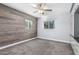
0 38 74 55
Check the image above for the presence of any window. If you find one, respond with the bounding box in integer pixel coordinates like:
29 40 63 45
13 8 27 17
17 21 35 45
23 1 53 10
24 19 32 29
44 20 54 29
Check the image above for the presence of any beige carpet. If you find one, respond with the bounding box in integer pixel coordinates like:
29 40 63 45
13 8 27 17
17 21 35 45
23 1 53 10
0 38 74 55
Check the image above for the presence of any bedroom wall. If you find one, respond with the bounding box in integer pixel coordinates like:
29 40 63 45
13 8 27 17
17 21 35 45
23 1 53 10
0 4 37 44
37 11 72 42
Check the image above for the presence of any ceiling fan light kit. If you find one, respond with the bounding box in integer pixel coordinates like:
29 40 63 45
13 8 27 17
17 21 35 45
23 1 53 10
31 3 52 15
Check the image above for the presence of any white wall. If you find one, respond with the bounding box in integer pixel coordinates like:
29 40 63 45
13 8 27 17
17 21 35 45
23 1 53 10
37 12 72 42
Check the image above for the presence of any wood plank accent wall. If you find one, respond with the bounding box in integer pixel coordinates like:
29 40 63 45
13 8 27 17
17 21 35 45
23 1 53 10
0 4 37 44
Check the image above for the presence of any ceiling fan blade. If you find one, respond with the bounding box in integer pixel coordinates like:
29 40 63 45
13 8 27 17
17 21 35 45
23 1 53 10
44 9 52 11
33 11 38 13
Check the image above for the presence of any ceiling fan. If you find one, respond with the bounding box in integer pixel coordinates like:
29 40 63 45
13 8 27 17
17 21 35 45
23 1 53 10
31 3 52 15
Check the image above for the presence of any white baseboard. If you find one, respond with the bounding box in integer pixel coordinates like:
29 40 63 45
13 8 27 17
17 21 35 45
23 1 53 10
0 37 37 50
37 37 71 44
0 37 73 50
